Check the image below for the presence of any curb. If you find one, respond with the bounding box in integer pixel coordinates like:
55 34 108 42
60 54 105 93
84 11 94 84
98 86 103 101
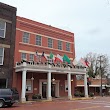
72 97 95 100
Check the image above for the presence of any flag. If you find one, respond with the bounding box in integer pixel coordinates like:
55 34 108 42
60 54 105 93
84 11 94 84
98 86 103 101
80 58 89 67
72 58 78 66
42 52 47 60
35 51 38 58
63 54 70 64
85 58 90 67
50 52 55 61
54 54 63 62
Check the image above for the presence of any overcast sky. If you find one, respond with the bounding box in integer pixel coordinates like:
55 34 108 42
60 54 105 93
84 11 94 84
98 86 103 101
1 0 110 60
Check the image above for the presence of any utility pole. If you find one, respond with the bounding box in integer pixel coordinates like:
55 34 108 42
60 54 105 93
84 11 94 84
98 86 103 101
98 55 105 97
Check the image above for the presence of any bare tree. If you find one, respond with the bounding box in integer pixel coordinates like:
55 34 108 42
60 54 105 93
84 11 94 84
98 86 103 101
84 53 109 78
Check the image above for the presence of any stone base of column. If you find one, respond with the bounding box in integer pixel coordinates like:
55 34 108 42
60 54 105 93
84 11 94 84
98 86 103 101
47 97 52 101
68 95 72 100
85 95 88 98
21 98 26 103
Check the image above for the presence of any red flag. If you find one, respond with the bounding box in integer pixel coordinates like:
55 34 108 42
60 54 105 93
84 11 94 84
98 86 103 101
41 52 47 60
80 58 90 67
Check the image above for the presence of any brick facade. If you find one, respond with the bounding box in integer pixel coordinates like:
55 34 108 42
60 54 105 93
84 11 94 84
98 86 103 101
0 2 16 87
14 16 76 98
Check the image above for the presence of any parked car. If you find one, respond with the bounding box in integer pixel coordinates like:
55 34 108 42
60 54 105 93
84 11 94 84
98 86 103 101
0 88 19 108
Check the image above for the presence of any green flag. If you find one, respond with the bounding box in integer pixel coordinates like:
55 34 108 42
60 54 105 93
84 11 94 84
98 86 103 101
50 52 53 59
63 54 70 63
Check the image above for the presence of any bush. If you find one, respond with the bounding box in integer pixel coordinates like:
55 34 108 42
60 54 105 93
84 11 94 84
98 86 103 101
79 93 85 97
89 92 94 97
74 91 80 97
32 94 41 99
74 91 85 97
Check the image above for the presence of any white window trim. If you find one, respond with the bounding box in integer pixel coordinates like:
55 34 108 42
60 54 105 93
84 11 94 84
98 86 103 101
58 40 62 50
26 79 33 93
66 42 70 51
36 35 42 46
0 48 4 65
22 32 30 43
0 21 6 38
48 38 53 48
21 53 27 60
29 54 34 61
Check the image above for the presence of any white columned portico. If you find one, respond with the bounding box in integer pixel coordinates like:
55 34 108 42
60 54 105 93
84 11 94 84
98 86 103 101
67 73 72 100
84 74 88 98
21 70 27 102
47 71 52 100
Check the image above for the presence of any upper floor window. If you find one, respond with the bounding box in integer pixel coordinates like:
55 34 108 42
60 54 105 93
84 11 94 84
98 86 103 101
0 48 4 65
29 54 34 61
58 40 62 50
66 42 70 51
21 53 27 60
36 35 41 46
48 38 53 48
22 32 30 43
0 20 6 38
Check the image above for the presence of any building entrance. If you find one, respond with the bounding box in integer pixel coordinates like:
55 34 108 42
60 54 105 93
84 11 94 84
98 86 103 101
51 84 56 97
42 83 47 98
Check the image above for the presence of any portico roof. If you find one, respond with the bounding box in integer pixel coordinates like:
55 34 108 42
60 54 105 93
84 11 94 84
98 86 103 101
14 61 86 75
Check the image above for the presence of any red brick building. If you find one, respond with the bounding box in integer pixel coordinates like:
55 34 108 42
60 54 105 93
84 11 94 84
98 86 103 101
13 16 88 102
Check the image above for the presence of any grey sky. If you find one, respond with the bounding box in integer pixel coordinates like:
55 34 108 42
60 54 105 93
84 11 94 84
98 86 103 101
1 0 110 60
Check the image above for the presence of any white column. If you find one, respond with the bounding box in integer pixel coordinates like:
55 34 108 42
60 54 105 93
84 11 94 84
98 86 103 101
84 74 88 98
47 71 52 100
21 70 27 102
67 73 72 100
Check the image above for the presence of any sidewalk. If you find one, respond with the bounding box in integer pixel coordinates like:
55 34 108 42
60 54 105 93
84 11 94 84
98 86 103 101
20 96 95 104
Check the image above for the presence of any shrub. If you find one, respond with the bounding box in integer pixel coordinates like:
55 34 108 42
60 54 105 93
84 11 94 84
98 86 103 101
74 91 80 97
79 93 85 97
32 94 41 99
89 92 94 97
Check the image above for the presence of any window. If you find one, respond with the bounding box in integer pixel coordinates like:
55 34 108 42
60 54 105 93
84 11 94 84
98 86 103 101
29 54 34 61
48 38 53 48
0 79 6 88
58 40 62 50
36 35 41 46
0 48 4 65
21 53 27 60
22 32 30 43
26 79 33 93
0 20 6 38
66 42 70 51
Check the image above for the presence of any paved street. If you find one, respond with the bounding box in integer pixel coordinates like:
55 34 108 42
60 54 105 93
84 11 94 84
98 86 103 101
1 97 110 110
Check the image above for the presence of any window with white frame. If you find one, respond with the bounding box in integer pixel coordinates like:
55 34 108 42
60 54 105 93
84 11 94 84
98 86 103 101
26 79 33 93
0 48 4 65
36 35 41 46
48 38 53 48
0 20 6 38
29 54 34 61
58 40 62 50
21 53 27 60
22 32 30 43
66 42 70 51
